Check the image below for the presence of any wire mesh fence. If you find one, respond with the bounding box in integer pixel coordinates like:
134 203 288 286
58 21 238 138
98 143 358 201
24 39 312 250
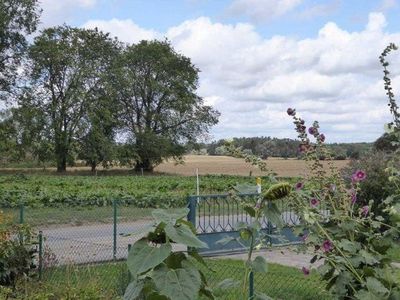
2 199 333 299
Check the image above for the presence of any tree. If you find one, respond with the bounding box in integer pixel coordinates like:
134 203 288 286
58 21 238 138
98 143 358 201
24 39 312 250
0 0 40 98
22 25 120 172
78 95 118 172
111 40 219 171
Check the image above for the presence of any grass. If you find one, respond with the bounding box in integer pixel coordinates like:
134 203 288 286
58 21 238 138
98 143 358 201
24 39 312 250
19 259 332 300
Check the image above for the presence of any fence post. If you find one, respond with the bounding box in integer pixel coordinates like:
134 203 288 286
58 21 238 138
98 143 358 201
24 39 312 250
38 231 43 280
128 244 132 282
113 199 117 260
249 271 254 299
187 196 197 253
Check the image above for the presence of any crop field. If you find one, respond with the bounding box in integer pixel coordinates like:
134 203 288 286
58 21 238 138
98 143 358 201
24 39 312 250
0 155 349 177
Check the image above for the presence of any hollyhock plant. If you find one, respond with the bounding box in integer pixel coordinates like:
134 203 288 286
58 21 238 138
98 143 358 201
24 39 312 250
322 240 333 252
295 182 304 190
310 198 319 207
352 170 367 182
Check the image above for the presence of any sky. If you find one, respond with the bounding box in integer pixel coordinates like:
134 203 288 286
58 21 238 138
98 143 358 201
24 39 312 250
37 0 400 143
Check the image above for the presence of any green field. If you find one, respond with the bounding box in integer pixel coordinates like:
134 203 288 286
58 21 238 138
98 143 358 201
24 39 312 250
16 259 331 300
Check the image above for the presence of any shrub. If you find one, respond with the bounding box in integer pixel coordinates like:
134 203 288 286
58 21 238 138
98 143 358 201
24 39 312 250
0 211 36 288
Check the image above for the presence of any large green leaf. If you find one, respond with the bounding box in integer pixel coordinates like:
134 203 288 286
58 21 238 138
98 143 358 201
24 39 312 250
251 256 268 274
152 208 189 224
263 202 283 228
127 239 171 277
124 280 144 300
366 277 389 298
165 223 208 248
152 261 201 300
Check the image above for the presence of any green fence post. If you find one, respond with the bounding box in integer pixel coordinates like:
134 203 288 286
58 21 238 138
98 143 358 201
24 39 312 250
113 199 117 260
128 244 132 282
38 231 43 280
249 271 254 299
19 203 24 224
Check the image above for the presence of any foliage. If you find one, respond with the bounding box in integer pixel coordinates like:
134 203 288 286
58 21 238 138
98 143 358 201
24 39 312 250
0 210 36 288
286 101 400 298
217 182 292 299
0 0 41 97
19 25 120 172
0 174 278 208
207 136 371 160
124 208 215 300
109 40 220 171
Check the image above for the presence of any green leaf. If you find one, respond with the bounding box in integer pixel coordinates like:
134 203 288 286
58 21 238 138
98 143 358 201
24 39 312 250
213 279 240 297
124 281 144 300
251 256 268 274
263 202 283 228
360 250 378 265
366 277 389 297
127 239 171 277
338 239 360 253
165 252 186 269
152 261 201 300
239 228 252 241
244 205 256 217
152 208 189 224
188 250 208 269
165 223 208 248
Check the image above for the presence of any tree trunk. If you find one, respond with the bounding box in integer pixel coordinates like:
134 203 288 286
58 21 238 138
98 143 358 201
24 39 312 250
56 156 67 172
135 158 153 172
91 161 97 173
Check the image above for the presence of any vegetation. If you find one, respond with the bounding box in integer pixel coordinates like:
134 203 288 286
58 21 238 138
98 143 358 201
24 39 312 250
0 174 278 209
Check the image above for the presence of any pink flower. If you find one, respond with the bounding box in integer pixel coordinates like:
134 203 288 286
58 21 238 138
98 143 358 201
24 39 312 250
322 240 333 252
352 170 367 182
319 134 325 142
361 206 369 217
287 108 296 116
302 267 310 276
310 198 319 207
308 127 316 135
295 182 304 190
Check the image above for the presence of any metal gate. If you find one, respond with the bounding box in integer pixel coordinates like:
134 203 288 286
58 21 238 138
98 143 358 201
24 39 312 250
187 193 302 255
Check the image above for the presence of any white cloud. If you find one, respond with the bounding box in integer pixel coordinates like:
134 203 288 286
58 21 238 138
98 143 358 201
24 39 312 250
225 0 303 22
83 19 159 43
80 12 400 142
39 0 98 27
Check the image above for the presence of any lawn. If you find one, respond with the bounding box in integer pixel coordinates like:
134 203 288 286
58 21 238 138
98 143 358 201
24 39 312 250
18 259 332 300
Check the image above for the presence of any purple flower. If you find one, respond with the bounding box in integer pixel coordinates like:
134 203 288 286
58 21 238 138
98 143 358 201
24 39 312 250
361 206 369 217
322 240 333 252
302 267 310 276
295 182 304 190
308 127 316 135
310 198 319 207
287 108 296 116
319 134 325 142
352 170 367 182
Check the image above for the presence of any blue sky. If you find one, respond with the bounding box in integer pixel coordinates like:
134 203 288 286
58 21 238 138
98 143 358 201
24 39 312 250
39 0 400 143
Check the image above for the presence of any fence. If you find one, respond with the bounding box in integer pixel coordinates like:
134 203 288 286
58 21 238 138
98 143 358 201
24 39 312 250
2 196 331 299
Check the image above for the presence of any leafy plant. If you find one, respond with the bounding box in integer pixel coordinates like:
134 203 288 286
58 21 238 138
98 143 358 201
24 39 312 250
0 210 37 288
124 208 215 300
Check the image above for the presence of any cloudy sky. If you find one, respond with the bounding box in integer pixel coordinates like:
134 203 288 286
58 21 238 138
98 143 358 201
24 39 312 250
38 0 400 143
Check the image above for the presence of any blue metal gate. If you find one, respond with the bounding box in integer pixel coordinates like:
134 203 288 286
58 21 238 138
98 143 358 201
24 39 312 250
187 193 302 255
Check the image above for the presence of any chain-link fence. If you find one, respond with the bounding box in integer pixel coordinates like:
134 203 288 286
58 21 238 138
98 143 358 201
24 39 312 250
2 201 333 299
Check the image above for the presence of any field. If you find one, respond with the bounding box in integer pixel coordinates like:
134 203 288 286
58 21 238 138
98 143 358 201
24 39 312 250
0 155 350 177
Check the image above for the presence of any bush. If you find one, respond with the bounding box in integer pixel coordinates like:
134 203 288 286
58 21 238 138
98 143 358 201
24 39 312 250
0 211 36 288
342 151 398 207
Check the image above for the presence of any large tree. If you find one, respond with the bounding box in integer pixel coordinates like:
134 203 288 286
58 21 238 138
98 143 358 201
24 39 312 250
0 0 40 99
22 25 119 172
111 40 219 171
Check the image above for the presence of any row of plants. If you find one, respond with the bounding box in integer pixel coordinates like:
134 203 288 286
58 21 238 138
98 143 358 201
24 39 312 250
0 174 282 208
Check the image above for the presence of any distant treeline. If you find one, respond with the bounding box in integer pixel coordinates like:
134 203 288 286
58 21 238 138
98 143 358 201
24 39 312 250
191 137 374 160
